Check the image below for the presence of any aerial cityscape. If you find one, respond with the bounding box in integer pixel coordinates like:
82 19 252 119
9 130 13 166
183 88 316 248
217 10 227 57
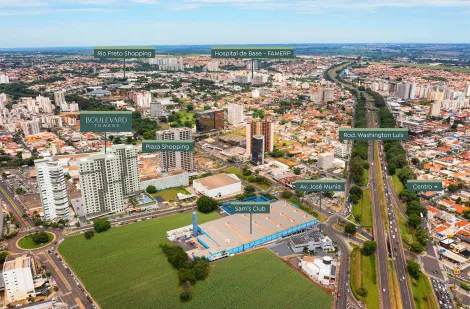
1 1 470 309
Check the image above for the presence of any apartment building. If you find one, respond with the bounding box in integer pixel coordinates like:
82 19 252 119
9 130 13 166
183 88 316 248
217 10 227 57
78 145 139 218
150 101 164 118
227 103 244 125
156 128 195 173
21 120 41 135
245 118 274 154
35 157 70 221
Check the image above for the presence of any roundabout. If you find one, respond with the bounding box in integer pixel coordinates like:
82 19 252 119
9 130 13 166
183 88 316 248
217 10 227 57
16 231 56 250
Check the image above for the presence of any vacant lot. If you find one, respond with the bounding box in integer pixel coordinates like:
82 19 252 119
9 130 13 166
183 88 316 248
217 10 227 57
221 167 245 179
151 187 190 201
59 212 221 309
59 213 332 309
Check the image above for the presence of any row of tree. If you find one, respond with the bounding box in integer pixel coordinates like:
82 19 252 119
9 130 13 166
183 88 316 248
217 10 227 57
160 244 210 302
367 89 429 253
349 89 368 186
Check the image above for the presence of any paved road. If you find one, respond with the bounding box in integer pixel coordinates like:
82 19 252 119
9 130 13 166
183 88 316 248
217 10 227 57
0 180 33 229
368 138 392 309
366 92 414 309
322 221 363 309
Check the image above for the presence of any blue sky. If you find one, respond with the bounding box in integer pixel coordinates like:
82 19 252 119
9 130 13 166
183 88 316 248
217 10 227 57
2 0 470 47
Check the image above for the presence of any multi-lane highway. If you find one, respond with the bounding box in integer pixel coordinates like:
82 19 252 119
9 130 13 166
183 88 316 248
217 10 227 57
328 62 417 309
366 93 414 309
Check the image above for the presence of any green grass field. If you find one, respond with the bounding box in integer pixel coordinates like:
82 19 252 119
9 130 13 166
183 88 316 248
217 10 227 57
377 62 470 73
398 212 414 245
189 250 333 309
392 169 404 193
411 274 439 309
221 167 245 179
350 249 380 308
151 187 190 201
18 232 54 249
352 189 373 228
59 212 332 309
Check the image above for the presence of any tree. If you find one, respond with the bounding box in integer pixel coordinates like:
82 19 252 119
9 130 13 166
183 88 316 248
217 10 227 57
410 241 425 253
350 156 365 186
84 231 94 239
463 209 470 220
1 172 7 179
411 158 420 165
280 191 293 199
361 241 377 256
196 196 218 214
15 187 26 195
192 258 210 281
345 223 357 236
0 251 9 263
357 286 368 297
244 185 256 195
293 167 301 175
407 214 421 229
448 184 459 192
407 260 421 279
32 231 49 244
178 268 196 284
94 219 111 233
349 186 363 204
180 281 192 302
146 185 157 194
186 104 194 111
143 130 156 140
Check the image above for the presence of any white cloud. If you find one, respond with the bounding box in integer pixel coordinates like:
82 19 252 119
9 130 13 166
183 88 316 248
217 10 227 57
0 7 113 16
3 0 470 13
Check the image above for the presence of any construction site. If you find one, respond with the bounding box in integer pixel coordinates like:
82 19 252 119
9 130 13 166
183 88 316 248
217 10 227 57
166 198 319 261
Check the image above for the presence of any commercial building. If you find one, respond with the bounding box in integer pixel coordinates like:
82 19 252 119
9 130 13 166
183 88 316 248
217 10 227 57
397 117 426 134
227 103 244 125
195 109 224 132
251 135 265 165
317 153 334 170
245 119 274 154
181 199 318 261
193 173 241 198
78 145 139 219
299 256 336 286
288 229 334 253
34 157 71 221
140 171 189 191
3 255 35 302
156 128 195 173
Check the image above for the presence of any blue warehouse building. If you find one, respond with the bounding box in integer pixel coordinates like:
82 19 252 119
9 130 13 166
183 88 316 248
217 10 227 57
188 199 318 261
